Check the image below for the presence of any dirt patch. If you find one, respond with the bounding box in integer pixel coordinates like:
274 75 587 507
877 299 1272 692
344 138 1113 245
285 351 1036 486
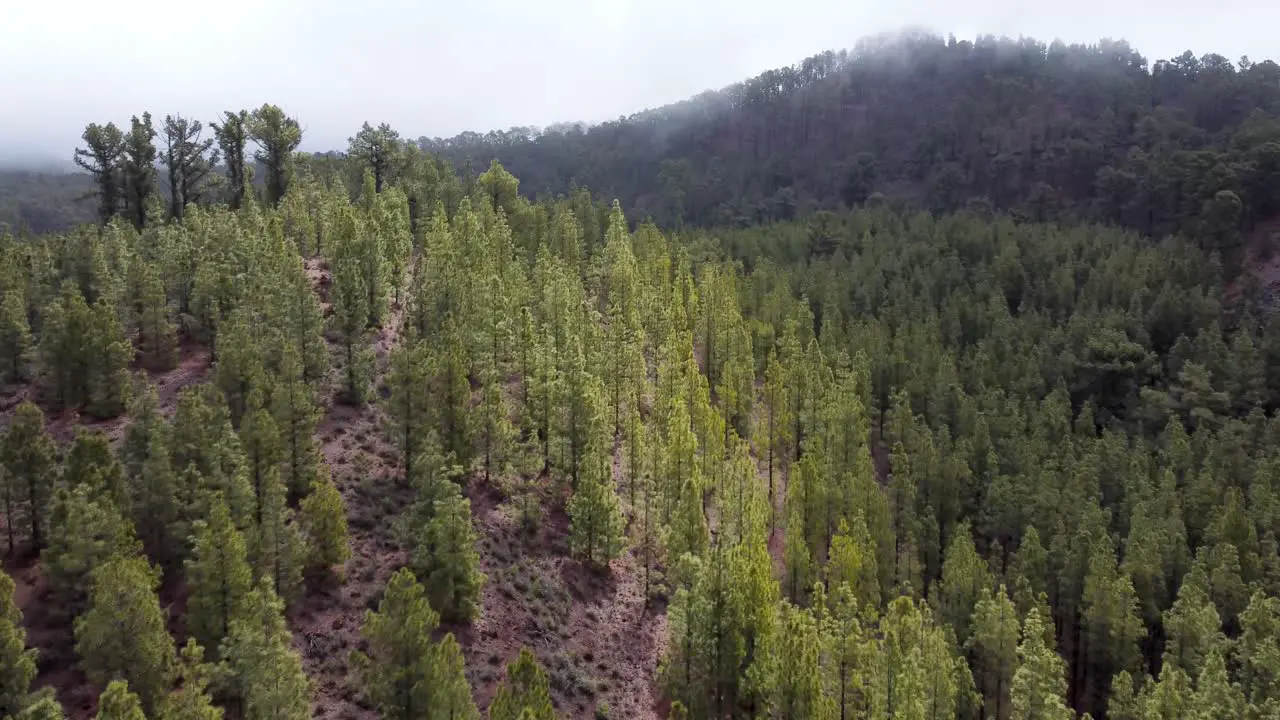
6 556 95 719
461 463 666 720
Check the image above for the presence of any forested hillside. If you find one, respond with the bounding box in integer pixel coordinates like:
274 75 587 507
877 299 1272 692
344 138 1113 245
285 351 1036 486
0 172 96 235
2 33 1280 720
428 34 1280 275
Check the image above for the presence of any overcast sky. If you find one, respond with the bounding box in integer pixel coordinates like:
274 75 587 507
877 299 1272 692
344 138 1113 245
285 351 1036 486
2 0 1278 166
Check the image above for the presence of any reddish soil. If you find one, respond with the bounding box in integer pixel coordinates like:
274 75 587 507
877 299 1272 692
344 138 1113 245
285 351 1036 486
461 469 667 720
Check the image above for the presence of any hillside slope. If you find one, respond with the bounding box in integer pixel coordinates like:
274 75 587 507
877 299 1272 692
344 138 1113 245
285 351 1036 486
427 34 1280 273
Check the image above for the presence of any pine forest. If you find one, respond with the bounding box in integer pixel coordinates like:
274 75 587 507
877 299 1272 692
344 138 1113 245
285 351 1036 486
1 32 1280 720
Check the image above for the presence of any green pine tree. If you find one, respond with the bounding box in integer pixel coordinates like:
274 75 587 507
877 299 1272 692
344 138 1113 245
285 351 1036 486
568 448 626 569
74 556 176 715
967 587 1020 720
86 299 133 419
63 429 127 509
42 484 141 617
411 493 484 622
329 208 374 405
136 261 178 372
161 639 223 720
432 634 479 720
490 648 555 720
184 494 252 657
298 466 350 583
272 346 323 501
351 568 440 720
0 290 32 385
15 692 64 720
94 681 146 720
247 464 306 606
1 402 56 550
219 581 310 720
0 568 37 718
131 432 182 569
386 341 431 483
1010 606 1074 720
934 522 994 648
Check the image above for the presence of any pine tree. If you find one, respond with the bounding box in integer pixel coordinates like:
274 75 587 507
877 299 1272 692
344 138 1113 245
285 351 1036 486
136 261 178 372
1081 539 1143 718
248 464 306 606
211 110 249 210
558 336 598 492
568 448 626 569
279 262 328 386
185 495 252 658
248 104 302 207
1 402 56 550
63 428 127 506
351 568 439 720
74 556 176 715
386 341 431 483
667 476 710 578
762 351 793 525
432 634 479 720
213 310 266 427
823 585 876 720
783 454 824 602
934 522 994 648
121 113 158 230
826 515 880 613
270 348 322 499
239 408 281 527
298 467 350 584
95 681 146 720
0 568 36 718
1162 566 1225 678
122 382 164 480
775 602 828 720
169 384 254 532
42 484 141 617
1237 591 1280 711
479 356 517 485
1010 606 1073 720
85 298 134 419
162 639 223 720
0 290 31 385
37 283 90 410
1191 649 1246 720
16 692 65 720
74 122 125 224
411 493 484 622
329 209 374 405
160 114 217 221
131 432 182 569
432 321 473 471
490 648 555 720
348 122 401 193
967 587 1020 720
219 581 310 720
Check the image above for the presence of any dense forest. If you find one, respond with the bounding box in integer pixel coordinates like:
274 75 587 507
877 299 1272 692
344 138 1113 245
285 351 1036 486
1 32 1280 720
428 34 1280 274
